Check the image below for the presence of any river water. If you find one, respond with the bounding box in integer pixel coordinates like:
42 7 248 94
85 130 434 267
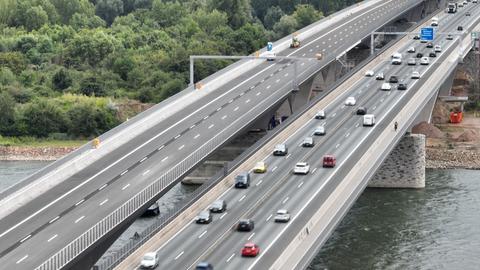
1 162 479 269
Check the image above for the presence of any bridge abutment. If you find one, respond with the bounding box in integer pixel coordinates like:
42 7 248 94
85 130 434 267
369 134 426 188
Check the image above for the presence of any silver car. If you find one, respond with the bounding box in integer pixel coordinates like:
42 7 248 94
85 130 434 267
313 126 326 136
274 209 291 223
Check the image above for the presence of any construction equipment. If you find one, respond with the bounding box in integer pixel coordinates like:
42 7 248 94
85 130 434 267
290 34 300 48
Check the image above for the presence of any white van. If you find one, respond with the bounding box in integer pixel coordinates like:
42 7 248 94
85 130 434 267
431 17 439 26
391 52 402 65
363 114 376 126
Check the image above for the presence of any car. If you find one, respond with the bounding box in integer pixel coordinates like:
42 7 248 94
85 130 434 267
140 252 159 269
293 162 310 174
407 46 416 53
356 107 367 115
375 72 385 80
274 209 290 222
313 126 326 136
322 155 336 168
302 137 314 147
391 57 402 65
273 143 288 156
458 3 463 7
389 76 398 83
363 114 376 126
195 211 212 224
458 25 463 31
265 50 276 61
466 11 471 16
237 219 254 231
446 34 453 40
413 35 420 40
315 110 326 119
416 52 423 58
473 0 478 3
345 96 356 106
209 199 227 213
420 57 429 65
426 42 434 48
253 161 267 173
411 71 421 79
241 242 260 257
434 45 442 52
381 83 392 91
234 172 250 188
407 58 416 66
142 202 160 217
429 51 436 57
397 83 407 90
196 262 214 270
420 39 428 43
464 0 468 5
365 70 375 77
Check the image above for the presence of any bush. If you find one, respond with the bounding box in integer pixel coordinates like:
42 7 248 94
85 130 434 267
19 99 69 137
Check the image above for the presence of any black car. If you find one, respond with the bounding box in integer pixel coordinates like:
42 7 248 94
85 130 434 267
389 76 399 83
397 83 407 90
466 12 471 16
416 52 423 58
209 200 227 213
141 202 160 217
195 211 212 224
429 52 437 57
234 172 250 188
237 219 255 232
426 42 434 48
458 26 464 31
356 107 367 115
413 35 420 40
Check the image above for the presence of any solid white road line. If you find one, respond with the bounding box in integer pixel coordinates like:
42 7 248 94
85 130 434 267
20 234 31 243
75 216 85 223
99 199 108 206
198 231 207 239
174 251 184 260
16 255 28 264
227 253 235 263
122 184 130 190
47 234 58 242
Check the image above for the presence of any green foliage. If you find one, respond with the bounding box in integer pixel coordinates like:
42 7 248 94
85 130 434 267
67 102 118 137
95 0 124 25
293 4 322 28
20 99 68 137
0 91 16 135
52 68 72 91
24 6 49 31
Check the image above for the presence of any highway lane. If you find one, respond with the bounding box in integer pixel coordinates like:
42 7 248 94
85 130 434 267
124 3 480 269
0 0 427 268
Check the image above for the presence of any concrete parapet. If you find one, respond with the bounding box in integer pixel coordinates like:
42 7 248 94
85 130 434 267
369 134 426 188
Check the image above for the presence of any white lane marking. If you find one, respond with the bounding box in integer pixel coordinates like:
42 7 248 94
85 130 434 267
266 214 273 221
99 199 108 206
272 166 278 172
209 124 214 129
142 170 150 176
286 154 291 159
174 134 181 140
297 181 304 188
266 85 271 89
16 255 28 264
174 251 184 260
240 92 245 96
47 234 58 242
336 144 341 148
346 132 350 138
49 216 60 224
20 234 31 243
356 123 360 127
179 144 185 150
248 233 255 240
282 197 289 204
204 115 209 120
222 115 227 120
312 168 318 174
276 79 280 83
284 73 289 77
301 62 305 66
261 79 265 83
98 184 107 191
122 184 130 190
75 216 85 223
220 212 227 220
228 99 234 104
234 106 239 111
198 231 207 239
75 199 84 206
158 145 165 151
256 179 263 186
250 86 255 90
120 170 128 176
216 107 222 112
140 157 147 163
239 195 246 202
256 92 261 96
161 156 169 162
194 134 200 139
332 113 337 117
373 106 377 110
302 53 306 57
227 253 235 263
246 99 250 103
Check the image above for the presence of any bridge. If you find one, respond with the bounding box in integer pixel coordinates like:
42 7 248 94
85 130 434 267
0 0 478 269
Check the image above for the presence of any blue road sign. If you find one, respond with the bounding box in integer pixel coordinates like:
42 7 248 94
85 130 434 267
421 27 434 41
267 42 273 51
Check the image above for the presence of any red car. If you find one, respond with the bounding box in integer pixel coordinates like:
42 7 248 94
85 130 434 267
323 155 336 168
241 242 260 257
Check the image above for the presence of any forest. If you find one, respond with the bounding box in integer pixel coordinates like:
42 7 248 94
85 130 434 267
0 0 359 139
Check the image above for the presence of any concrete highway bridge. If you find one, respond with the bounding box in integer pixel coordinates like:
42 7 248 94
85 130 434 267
0 0 478 269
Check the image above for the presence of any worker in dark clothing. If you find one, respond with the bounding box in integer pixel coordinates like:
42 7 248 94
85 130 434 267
394 121 398 131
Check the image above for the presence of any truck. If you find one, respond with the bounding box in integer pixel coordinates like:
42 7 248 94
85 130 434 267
447 2 458 13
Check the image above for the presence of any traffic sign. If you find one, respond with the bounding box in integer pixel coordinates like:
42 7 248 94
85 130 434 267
420 27 434 41
472 32 479 40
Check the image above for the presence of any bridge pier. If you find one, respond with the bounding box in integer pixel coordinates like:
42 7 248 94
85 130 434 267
368 134 426 188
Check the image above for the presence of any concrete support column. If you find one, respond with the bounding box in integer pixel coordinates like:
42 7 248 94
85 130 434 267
368 134 426 188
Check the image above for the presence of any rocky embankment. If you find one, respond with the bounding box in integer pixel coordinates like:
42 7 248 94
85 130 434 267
0 146 76 161
426 148 480 169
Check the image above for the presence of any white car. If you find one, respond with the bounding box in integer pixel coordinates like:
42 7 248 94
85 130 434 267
345 96 356 106
407 46 416 53
381 83 392 91
375 72 385 80
313 126 326 136
315 110 326 119
363 114 376 126
411 71 421 79
274 209 291 222
420 57 429 65
265 50 276 61
407 58 416 65
434 45 442 52
293 162 310 174
365 70 375 77
140 252 159 269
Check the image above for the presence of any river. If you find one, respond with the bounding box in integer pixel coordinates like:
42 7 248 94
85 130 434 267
1 162 479 269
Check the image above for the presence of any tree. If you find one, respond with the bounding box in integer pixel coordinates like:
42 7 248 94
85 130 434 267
50 0 95 24
112 55 134 80
95 0 124 25
208 0 252 29
67 30 120 66
67 102 118 137
273 15 298 38
293 4 322 28
21 99 68 137
70 13 106 29
263 6 284 30
23 6 49 31
0 0 16 26
80 76 106 96
151 0 186 27
192 9 228 35
0 52 27 73
0 91 16 135
52 68 73 91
